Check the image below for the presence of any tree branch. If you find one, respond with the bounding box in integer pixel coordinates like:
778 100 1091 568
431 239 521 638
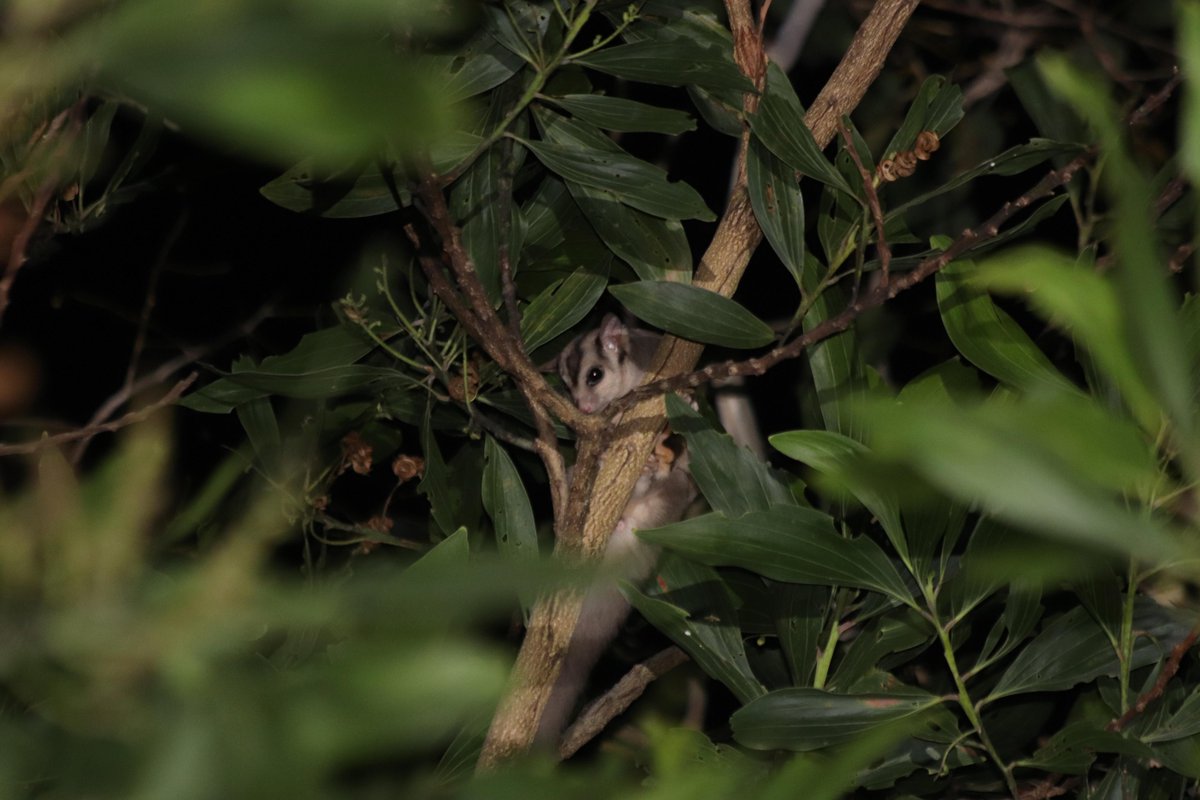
0 373 197 457
476 0 920 770
558 646 690 759
615 148 1094 408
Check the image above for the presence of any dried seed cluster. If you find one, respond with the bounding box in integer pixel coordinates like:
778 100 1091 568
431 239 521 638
878 130 940 182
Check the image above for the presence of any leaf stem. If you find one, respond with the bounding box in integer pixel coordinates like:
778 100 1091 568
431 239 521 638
931 603 1019 799
439 0 602 185
1118 556 1138 713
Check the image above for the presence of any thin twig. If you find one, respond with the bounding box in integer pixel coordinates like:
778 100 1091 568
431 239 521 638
0 373 197 457
1107 625 1200 732
1129 68 1182 127
838 121 890 285
125 210 188 390
614 149 1094 412
558 646 690 759
71 305 272 464
0 103 81 328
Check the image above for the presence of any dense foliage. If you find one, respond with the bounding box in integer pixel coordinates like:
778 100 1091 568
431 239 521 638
1 0 1197 797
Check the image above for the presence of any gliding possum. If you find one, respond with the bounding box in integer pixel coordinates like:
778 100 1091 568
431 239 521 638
537 314 698 747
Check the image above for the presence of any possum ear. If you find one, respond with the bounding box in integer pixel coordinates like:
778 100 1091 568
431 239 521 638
598 313 627 353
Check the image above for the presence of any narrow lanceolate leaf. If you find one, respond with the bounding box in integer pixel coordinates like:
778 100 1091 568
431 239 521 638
186 365 404 409
882 75 964 161
861 396 1182 564
520 265 609 353
1019 721 1155 775
976 245 1160 432
418 412 457 537
482 437 539 614
770 430 907 563
235 392 280 464
749 63 851 194
668 395 795 516
534 110 694 280
936 255 1077 395
553 94 696 135
886 139 1083 220
732 687 943 751
609 281 774 348
574 38 751 93
638 506 911 603
567 184 693 281
1146 691 1200 743
1045 56 1198 455
261 161 407 218
628 557 766 703
802 281 867 437
747 138 805 288
451 145 504 304
180 325 378 412
434 36 524 103
988 603 1187 701
524 139 715 221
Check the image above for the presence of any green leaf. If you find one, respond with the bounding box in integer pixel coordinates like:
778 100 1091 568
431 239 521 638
93 3 459 166
1008 62 1087 145
574 38 751 93
771 583 828 687
1146 692 1200 743
180 325 378 412
235 393 281 467
433 34 525 103
989 603 1185 701
609 281 774 348
1183 4 1200 183
976 245 1160 432
973 580 1043 672
886 139 1083 220
552 93 696 134
482 438 539 615
524 138 714 221
1019 721 1155 775
668 395 795 516
404 527 469 583
802 280 867 436
482 0 546 65
770 430 907 564
519 176 612 278
629 556 766 703
1042 55 1197 450
534 110 695 280
945 517 1009 622
450 145 504 304
830 611 930 691
936 255 1076 395
882 75 964 160
189 365 407 410
747 138 805 288
520 264 609 353
567 184 695 281
638 506 912 603
732 687 943 751
750 62 851 194
861 395 1181 563
260 161 406 218
418 414 457 537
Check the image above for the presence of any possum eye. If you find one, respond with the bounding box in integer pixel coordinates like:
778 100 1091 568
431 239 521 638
586 367 604 387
